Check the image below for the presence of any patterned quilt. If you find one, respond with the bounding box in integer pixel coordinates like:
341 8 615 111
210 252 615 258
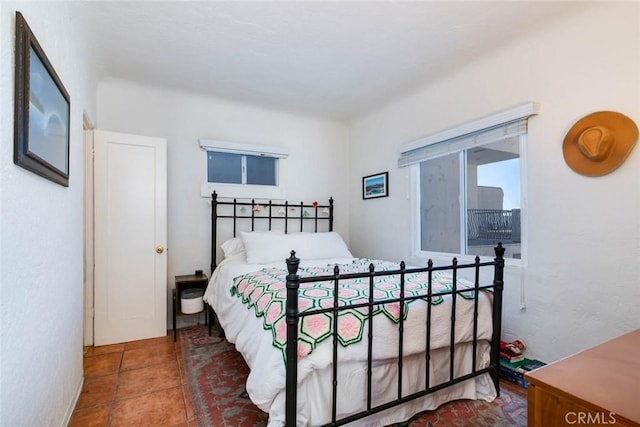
230 258 480 360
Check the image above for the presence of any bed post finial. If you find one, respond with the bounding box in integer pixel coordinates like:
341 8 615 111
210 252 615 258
212 191 218 201
494 242 505 260
286 250 300 274
285 250 300 426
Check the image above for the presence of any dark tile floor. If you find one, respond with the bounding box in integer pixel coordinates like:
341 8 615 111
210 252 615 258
70 333 194 427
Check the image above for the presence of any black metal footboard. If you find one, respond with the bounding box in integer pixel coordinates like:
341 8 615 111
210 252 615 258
285 244 505 427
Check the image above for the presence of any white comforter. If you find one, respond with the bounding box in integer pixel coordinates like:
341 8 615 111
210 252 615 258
203 254 496 426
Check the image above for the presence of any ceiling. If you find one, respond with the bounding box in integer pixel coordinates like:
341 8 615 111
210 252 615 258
75 1 583 121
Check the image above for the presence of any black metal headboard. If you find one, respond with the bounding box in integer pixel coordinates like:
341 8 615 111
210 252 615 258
210 191 334 274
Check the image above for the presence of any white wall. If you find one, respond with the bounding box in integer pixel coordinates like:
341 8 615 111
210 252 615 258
349 3 640 362
0 3 98 426
96 80 350 328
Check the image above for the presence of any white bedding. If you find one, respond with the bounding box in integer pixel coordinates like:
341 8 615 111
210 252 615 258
203 254 497 426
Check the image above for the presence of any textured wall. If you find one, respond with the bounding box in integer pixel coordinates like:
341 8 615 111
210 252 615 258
0 3 97 426
348 2 640 362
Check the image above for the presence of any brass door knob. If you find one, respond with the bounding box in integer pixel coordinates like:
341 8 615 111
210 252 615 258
156 246 165 254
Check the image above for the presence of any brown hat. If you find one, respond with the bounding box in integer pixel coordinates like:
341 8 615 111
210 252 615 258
563 111 638 176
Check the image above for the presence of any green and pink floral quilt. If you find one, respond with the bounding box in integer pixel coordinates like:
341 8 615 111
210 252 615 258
230 258 479 360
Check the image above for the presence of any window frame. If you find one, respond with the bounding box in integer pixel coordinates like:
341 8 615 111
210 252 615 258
200 146 287 200
409 133 528 267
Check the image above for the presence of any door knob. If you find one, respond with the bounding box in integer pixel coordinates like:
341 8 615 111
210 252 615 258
156 246 165 254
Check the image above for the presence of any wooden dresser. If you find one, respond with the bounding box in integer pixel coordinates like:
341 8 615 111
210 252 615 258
525 329 640 426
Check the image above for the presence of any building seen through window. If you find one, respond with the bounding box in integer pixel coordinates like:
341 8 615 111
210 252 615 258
419 138 521 259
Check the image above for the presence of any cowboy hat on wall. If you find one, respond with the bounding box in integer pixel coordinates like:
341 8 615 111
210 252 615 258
563 111 639 177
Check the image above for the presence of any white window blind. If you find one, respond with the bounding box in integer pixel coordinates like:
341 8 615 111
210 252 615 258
199 139 289 158
398 102 539 167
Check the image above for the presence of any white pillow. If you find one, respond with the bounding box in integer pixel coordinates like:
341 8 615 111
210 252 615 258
220 237 245 258
221 230 284 258
241 231 353 264
297 232 353 260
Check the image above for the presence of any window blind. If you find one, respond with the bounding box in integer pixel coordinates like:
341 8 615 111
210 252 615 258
398 102 539 167
199 139 289 159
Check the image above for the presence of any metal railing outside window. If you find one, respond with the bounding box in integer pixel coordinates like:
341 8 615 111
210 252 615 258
467 209 521 245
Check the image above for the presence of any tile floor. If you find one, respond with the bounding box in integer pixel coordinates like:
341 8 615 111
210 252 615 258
70 332 193 427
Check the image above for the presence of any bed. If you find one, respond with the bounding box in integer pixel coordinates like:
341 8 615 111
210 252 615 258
203 192 505 427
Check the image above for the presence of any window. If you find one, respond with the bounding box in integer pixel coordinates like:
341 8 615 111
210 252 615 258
206 151 277 186
419 138 522 259
399 103 538 261
199 139 288 199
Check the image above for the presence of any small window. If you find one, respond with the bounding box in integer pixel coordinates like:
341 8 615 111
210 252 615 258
200 139 288 199
206 151 277 186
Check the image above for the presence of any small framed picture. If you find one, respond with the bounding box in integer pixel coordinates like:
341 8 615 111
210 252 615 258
14 12 71 187
362 171 389 200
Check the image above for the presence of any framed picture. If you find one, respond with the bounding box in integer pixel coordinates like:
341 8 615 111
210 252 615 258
362 171 389 200
14 12 70 187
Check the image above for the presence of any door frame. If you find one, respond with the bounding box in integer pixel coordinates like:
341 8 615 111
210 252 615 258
83 116 95 347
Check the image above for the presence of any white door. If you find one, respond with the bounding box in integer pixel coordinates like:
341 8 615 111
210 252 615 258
93 130 167 345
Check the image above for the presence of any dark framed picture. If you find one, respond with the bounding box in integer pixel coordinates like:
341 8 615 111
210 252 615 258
362 171 389 200
14 11 70 187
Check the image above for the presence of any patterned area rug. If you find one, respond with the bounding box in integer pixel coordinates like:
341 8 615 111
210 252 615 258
179 326 527 427
180 325 268 427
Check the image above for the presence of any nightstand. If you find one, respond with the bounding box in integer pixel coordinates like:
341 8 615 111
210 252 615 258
173 273 208 341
